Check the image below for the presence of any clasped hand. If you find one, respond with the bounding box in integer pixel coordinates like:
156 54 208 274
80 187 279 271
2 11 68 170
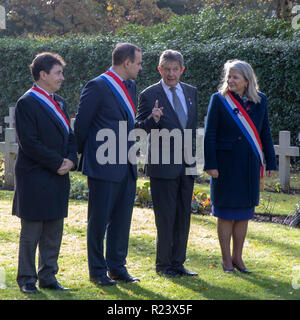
57 158 74 175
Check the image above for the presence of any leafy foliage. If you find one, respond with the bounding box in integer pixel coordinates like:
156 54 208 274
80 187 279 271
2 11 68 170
1 0 173 36
0 8 299 146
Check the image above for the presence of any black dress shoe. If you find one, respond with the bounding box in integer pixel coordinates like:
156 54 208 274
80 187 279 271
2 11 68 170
39 281 70 290
91 275 117 286
174 267 198 277
221 263 235 274
20 283 39 294
108 272 140 283
232 262 251 274
157 269 180 278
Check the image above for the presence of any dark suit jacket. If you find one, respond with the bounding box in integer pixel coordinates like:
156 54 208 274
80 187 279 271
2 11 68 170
12 93 78 221
136 80 198 179
74 75 137 182
203 91 277 208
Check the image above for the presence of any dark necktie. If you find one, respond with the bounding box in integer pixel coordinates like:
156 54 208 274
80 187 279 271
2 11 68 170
169 87 187 129
123 80 131 89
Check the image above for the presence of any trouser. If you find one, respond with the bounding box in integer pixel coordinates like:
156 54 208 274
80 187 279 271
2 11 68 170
17 218 64 287
150 172 194 272
87 168 136 278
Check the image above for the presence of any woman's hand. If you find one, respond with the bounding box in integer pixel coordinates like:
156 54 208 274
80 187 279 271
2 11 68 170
205 169 219 178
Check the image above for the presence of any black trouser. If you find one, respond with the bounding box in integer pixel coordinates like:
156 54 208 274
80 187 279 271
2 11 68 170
17 218 64 287
87 168 136 279
150 173 194 272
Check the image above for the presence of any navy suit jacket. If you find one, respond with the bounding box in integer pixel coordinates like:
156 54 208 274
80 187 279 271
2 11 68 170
75 75 137 182
203 91 277 208
136 80 198 179
13 93 77 221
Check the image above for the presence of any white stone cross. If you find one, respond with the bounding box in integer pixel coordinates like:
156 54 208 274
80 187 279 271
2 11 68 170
274 131 299 191
0 127 18 189
4 107 15 128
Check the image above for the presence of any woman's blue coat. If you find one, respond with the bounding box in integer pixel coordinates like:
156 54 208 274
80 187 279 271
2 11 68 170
203 92 277 208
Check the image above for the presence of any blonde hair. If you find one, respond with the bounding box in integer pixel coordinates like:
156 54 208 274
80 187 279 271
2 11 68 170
218 59 261 104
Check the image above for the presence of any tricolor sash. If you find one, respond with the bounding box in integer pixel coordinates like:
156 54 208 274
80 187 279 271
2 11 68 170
218 92 264 176
26 86 70 135
100 70 136 125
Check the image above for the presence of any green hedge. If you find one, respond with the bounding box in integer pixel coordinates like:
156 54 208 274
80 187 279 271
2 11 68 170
0 35 299 148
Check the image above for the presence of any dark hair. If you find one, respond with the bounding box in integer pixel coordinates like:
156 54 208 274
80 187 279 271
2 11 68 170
159 50 184 69
112 43 141 66
30 52 66 81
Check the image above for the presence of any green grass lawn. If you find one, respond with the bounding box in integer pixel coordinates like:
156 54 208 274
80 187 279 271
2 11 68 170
0 189 299 300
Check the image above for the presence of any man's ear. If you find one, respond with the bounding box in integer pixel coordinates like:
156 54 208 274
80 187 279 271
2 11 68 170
180 66 185 75
124 58 132 68
157 66 162 74
39 70 47 80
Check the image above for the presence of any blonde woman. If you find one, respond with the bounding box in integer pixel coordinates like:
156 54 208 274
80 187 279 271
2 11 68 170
204 60 277 273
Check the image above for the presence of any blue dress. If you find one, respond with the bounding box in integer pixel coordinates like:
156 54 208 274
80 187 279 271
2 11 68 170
212 206 254 220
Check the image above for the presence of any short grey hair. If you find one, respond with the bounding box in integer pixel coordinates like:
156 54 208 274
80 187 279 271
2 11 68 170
159 50 184 69
218 59 261 104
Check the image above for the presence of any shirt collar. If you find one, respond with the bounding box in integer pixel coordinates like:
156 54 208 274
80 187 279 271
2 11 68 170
109 67 124 82
34 83 52 97
161 80 182 92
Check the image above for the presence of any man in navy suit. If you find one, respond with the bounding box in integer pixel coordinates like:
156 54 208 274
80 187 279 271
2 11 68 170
13 52 77 294
136 50 198 278
75 43 144 286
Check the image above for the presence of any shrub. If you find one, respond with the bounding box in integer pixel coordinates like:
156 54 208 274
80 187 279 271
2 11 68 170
0 8 299 147
69 175 89 201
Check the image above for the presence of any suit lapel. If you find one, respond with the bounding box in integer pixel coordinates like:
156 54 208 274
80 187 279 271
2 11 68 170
37 95 68 140
157 81 194 129
157 81 183 128
181 83 194 128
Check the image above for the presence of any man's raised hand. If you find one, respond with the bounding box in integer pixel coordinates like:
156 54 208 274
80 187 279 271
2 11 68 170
152 99 163 122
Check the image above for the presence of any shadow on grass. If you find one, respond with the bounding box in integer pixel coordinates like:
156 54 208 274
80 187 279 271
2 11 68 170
128 234 300 300
192 214 300 259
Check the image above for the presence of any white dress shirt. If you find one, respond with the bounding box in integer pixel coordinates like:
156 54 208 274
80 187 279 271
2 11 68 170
161 80 188 115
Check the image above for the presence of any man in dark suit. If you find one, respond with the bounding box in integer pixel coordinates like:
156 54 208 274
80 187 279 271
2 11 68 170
75 43 144 286
136 50 198 278
13 52 77 294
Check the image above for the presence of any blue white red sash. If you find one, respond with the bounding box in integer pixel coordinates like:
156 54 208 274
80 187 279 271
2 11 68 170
100 70 136 125
218 92 264 174
26 86 70 135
